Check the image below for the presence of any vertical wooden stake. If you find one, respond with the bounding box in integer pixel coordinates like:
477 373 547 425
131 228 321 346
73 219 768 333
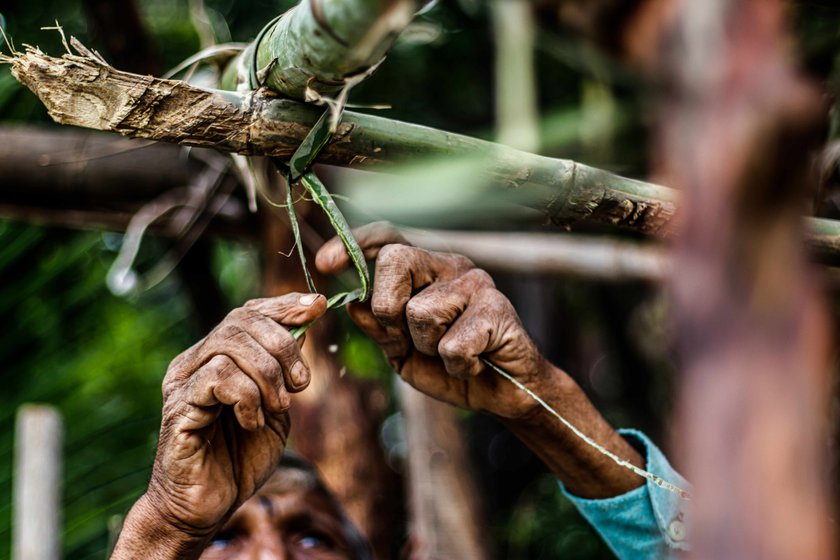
13 404 63 560
399 381 488 560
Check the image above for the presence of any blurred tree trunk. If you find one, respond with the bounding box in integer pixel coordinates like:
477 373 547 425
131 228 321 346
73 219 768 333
656 1 837 558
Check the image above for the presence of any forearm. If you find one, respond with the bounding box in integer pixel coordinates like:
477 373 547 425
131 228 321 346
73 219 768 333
502 363 645 499
110 493 215 560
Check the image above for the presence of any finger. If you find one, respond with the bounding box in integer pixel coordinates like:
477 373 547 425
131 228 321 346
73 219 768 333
205 324 290 414
437 288 518 380
244 292 326 326
183 355 264 431
235 307 312 393
406 269 495 356
315 221 408 274
371 244 473 330
165 294 325 390
400 351 469 400
347 301 409 366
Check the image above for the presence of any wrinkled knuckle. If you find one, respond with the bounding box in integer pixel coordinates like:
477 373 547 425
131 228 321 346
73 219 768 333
255 352 282 379
487 289 514 314
376 243 405 266
241 381 261 404
215 323 244 342
464 268 494 288
271 329 298 360
277 390 291 411
371 296 402 324
451 254 475 272
405 297 437 325
233 306 263 326
209 354 236 373
243 298 263 308
439 338 467 361
226 306 251 322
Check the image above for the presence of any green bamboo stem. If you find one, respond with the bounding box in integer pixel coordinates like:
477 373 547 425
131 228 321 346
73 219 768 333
222 0 418 98
8 46 840 250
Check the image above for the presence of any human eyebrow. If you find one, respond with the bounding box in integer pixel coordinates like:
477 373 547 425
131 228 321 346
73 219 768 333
258 494 275 517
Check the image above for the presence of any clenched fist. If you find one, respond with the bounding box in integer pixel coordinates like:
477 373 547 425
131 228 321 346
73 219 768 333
315 222 551 419
315 223 645 500
114 293 326 558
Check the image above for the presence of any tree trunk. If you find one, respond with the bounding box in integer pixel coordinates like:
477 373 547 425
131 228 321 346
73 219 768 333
656 1 837 558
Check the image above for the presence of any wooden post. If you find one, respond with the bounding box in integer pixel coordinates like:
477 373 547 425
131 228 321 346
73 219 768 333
399 382 488 560
13 405 63 560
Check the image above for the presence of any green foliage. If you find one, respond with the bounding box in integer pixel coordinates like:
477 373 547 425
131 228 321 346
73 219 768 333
0 223 198 558
506 475 612 560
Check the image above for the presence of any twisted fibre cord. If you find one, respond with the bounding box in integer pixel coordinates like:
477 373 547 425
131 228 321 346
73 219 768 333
482 358 691 500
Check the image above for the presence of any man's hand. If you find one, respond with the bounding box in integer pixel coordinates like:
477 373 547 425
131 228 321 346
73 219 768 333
112 293 326 559
316 222 646 499
315 222 551 419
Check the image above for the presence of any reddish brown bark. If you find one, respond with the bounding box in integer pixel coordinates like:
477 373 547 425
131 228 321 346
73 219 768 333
653 1 837 558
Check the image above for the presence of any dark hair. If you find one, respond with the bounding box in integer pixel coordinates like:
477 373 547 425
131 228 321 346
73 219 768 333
277 453 374 560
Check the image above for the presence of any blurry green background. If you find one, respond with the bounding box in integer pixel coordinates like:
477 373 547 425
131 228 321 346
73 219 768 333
1 1 839 558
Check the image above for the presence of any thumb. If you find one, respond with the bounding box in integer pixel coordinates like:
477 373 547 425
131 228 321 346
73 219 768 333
245 293 327 326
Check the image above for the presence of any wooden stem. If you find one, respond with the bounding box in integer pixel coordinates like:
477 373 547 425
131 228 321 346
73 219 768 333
13 405 63 560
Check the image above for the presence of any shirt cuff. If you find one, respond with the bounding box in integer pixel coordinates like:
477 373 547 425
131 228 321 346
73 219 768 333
559 429 690 559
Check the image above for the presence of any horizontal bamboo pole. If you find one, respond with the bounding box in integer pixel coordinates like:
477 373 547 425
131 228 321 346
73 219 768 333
404 229 669 281
6 47 840 254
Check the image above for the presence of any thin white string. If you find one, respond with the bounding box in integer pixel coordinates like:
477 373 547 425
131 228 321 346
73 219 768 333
482 358 691 500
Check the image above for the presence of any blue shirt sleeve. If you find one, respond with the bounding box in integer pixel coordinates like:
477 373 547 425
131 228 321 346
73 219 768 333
559 429 690 560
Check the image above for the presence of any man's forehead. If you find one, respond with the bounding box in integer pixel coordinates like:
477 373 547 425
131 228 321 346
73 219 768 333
259 464 320 496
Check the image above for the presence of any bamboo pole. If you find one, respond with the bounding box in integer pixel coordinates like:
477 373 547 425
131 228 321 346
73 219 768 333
231 0 418 99
12 405 63 560
405 229 668 281
7 39 840 246
1 45 678 235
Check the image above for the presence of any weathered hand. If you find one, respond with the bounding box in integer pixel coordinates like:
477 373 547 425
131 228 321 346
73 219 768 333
315 222 549 419
145 293 326 536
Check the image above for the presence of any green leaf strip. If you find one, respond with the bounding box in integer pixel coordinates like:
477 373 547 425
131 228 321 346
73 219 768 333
289 288 363 340
283 169 317 294
298 171 370 300
289 108 336 181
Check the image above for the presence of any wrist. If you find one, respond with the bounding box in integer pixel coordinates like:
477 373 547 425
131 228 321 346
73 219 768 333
501 363 645 499
503 360 580 424
111 492 217 560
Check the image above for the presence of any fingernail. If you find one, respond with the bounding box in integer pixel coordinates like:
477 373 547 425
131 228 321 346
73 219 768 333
290 360 310 387
299 293 320 306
